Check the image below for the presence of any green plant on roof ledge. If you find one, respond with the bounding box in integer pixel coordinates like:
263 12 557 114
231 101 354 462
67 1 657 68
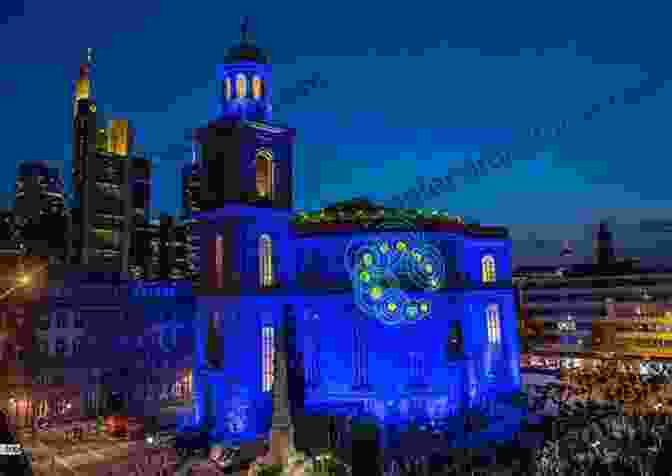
292 199 463 227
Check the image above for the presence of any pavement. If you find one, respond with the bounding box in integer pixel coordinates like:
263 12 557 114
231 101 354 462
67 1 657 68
16 425 153 475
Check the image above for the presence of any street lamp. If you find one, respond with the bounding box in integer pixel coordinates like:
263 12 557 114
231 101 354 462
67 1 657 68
0 263 48 302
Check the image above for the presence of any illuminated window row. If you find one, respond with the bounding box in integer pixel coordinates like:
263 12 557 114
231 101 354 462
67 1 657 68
213 232 275 289
619 338 672 348
224 74 264 100
133 287 176 297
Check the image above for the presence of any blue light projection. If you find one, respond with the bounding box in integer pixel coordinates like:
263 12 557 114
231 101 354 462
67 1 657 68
344 232 446 325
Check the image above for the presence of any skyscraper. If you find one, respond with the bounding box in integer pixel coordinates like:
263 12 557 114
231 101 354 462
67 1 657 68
181 160 202 285
70 51 135 271
71 54 97 265
13 161 66 261
145 214 187 281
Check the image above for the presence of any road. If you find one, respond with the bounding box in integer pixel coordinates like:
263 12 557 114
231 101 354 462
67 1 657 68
19 426 254 475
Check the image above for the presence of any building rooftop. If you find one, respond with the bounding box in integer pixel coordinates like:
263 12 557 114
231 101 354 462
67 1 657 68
515 260 672 280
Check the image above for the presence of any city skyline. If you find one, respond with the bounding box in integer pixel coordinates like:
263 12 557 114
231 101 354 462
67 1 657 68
2 1 672 266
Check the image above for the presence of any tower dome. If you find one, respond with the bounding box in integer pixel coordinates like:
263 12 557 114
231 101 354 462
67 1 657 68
224 44 268 64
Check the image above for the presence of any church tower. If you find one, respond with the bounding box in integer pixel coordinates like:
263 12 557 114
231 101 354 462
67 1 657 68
197 17 295 213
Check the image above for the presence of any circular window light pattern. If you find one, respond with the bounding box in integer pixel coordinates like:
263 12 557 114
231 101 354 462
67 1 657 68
344 233 445 325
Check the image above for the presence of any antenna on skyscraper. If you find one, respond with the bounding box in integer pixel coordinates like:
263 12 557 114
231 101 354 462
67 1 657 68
85 47 95 100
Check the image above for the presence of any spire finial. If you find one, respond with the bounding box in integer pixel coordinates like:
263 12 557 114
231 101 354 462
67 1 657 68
241 16 250 43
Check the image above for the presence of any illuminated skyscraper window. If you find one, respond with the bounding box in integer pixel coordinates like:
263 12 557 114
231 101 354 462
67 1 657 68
259 234 274 287
236 73 247 98
481 255 496 283
262 326 274 392
487 304 501 344
252 75 263 99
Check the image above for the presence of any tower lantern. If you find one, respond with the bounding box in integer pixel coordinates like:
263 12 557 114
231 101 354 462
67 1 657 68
217 17 272 122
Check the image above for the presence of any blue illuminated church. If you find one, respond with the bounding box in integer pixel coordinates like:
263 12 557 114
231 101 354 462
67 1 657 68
191 20 523 452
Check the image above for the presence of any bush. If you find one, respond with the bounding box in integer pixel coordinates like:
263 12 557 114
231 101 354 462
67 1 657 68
256 463 284 476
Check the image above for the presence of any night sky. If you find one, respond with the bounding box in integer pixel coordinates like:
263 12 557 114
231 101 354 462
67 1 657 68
2 1 672 266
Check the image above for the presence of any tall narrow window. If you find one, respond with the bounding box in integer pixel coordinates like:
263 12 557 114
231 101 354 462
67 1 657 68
236 73 247 98
481 255 496 283
259 234 274 287
215 234 223 288
262 326 275 392
353 326 360 387
224 77 232 100
352 322 368 388
56 311 68 329
408 352 426 385
252 75 263 99
305 310 321 388
255 148 274 198
55 338 67 355
72 337 83 355
487 304 501 344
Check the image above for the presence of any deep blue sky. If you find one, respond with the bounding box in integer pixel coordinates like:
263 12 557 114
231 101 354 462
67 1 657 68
3 0 672 266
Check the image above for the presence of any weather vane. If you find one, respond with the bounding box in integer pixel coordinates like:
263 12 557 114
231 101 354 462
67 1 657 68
241 16 250 43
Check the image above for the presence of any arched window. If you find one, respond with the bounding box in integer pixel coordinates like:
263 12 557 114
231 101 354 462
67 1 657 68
262 325 275 392
255 148 274 198
235 73 247 98
259 234 274 287
486 304 501 344
481 255 496 283
408 352 426 385
215 234 223 288
224 77 232 100
252 75 263 99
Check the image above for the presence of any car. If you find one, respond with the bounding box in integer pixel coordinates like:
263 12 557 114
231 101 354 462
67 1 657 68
145 431 177 448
